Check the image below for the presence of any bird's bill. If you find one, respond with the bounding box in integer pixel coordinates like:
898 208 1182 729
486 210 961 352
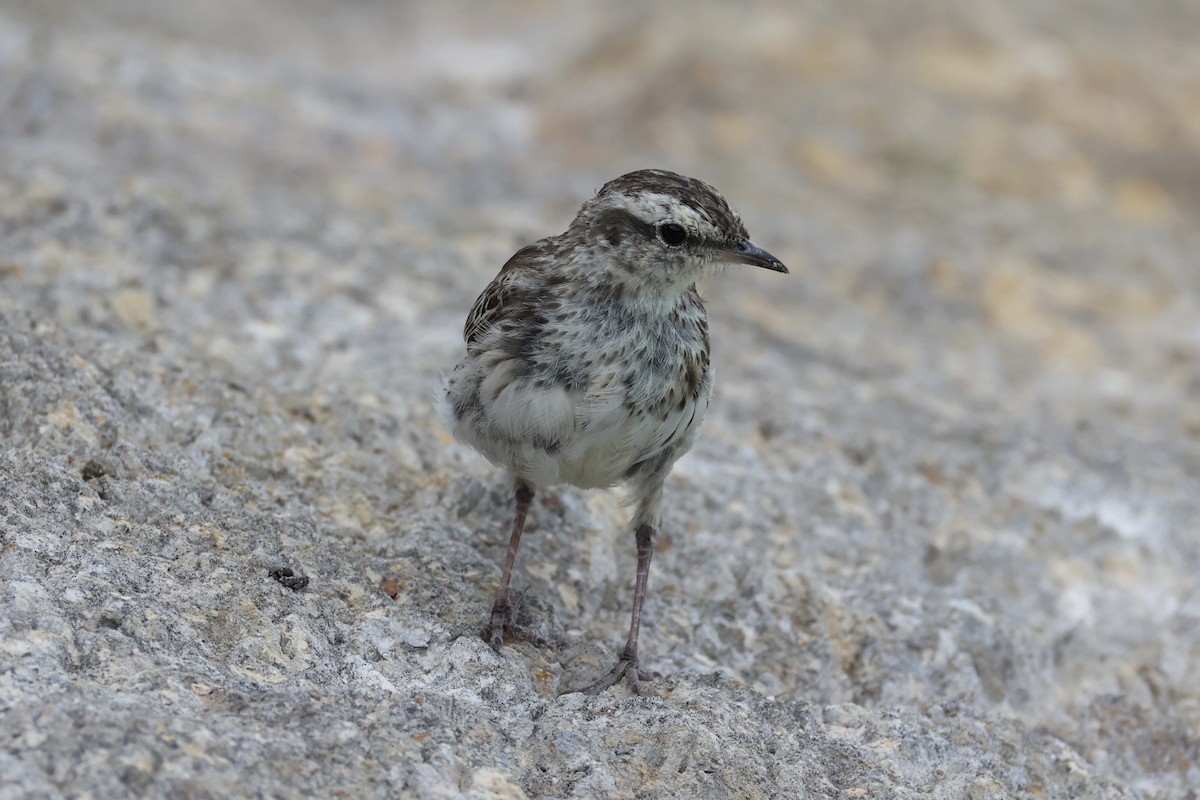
718 239 788 273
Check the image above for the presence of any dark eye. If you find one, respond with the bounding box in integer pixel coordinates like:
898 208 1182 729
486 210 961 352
657 223 687 247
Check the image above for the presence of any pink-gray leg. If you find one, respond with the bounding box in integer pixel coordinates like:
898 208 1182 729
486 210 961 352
486 483 533 649
577 522 659 694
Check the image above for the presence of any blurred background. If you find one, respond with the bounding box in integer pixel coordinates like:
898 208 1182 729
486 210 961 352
4 0 1198 431
2 0 1198 796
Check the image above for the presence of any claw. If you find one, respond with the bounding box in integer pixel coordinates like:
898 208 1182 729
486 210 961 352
484 606 509 651
484 590 522 650
563 654 659 695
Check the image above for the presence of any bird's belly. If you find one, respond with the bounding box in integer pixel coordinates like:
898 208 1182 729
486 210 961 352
554 394 707 489
553 426 643 489
446 335 711 490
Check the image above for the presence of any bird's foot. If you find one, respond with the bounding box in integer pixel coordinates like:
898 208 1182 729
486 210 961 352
483 592 519 650
567 653 659 696
482 592 556 652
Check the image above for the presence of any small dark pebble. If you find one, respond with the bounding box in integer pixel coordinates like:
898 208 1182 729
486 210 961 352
269 567 310 591
81 459 109 481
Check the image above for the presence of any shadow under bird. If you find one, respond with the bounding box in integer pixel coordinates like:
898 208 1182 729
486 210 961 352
440 168 787 694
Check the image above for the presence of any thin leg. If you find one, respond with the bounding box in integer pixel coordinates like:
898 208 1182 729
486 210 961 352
485 482 533 650
577 521 658 695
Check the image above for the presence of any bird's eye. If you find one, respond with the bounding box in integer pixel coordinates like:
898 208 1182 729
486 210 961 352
657 223 687 247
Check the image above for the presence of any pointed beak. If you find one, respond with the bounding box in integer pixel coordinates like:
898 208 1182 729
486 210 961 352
718 239 788 273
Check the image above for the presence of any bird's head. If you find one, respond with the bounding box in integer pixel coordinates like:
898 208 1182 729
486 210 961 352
570 169 787 297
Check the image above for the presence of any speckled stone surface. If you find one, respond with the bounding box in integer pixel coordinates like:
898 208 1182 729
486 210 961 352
1 1 1197 797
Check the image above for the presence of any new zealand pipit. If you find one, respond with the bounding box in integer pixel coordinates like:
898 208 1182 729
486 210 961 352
440 169 787 694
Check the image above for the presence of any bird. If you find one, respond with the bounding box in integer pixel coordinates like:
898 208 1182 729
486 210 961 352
439 168 787 694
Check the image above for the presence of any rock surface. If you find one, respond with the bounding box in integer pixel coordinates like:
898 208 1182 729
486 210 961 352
1 1 1198 797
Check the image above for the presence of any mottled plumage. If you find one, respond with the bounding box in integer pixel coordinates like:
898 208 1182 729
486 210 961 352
440 169 786 694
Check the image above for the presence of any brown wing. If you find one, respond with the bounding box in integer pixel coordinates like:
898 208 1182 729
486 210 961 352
463 241 553 349
464 273 514 347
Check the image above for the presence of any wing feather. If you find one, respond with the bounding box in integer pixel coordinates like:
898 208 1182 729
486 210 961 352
463 242 553 349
